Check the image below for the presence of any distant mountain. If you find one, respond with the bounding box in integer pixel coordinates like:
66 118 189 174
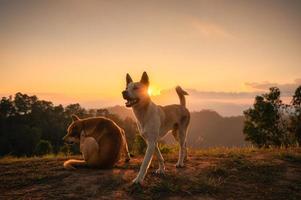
188 110 246 148
106 105 135 120
106 105 247 148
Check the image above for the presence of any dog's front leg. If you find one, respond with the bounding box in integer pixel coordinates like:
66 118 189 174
132 142 156 184
154 144 165 174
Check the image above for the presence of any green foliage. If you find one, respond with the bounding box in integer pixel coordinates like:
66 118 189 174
35 140 53 156
290 86 301 144
292 86 301 106
59 144 71 156
158 143 174 154
244 87 285 147
277 152 301 163
0 96 15 117
133 135 146 155
0 93 139 156
244 86 301 148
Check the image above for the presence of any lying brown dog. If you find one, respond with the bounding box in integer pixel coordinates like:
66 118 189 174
63 115 131 169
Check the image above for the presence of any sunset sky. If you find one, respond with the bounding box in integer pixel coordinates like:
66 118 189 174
1 0 300 115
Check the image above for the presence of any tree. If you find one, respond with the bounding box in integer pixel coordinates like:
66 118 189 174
290 86 301 144
0 93 140 156
0 96 15 117
292 86 301 107
14 93 37 115
243 87 289 147
35 140 53 156
65 104 86 118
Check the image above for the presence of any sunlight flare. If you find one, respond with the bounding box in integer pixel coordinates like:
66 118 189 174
148 86 161 96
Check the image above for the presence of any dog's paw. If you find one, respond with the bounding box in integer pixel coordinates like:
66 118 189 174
132 177 143 185
128 181 143 194
175 162 185 168
155 168 165 175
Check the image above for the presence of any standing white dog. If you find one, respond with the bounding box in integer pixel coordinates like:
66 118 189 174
122 72 190 184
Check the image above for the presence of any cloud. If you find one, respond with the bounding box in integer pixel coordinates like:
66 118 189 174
157 88 258 101
153 85 296 116
152 88 257 116
245 79 301 95
189 17 233 39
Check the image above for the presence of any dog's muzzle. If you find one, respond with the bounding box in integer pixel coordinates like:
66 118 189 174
65 141 74 145
122 90 129 100
62 136 74 145
122 90 139 107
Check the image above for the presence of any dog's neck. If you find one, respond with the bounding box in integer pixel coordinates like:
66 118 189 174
132 97 152 124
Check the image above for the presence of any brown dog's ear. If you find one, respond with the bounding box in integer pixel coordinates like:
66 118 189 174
126 73 133 85
71 114 80 122
140 71 149 87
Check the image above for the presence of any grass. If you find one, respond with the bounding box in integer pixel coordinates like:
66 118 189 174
0 153 80 164
1 147 301 200
277 152 301 163
194 146 261 157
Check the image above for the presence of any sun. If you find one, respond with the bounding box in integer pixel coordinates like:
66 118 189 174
148 86 161 96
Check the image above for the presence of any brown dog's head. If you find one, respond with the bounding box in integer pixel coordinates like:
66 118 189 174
63 115 83 145
122 72 150 107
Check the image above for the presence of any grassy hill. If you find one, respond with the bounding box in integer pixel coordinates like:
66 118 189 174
1 147 300 200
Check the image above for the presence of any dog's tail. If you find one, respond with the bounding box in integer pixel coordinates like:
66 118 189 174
63 159 87 170
176 86 189 107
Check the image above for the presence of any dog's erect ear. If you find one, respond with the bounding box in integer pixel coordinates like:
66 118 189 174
71 114 80 122
140 71 149 86
126 73 133 85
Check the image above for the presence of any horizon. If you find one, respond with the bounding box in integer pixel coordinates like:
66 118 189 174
0 85 296 116
1 0 300 116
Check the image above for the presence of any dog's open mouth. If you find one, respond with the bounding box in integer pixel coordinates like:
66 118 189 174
64 141 74 145
125 98 139 107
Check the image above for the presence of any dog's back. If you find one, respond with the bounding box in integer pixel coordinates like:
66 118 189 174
159 86 190 132
63 116 126 169
82 117 123 168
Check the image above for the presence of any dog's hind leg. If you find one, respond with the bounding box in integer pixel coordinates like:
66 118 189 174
172 127 187 162
154 143 165 174
184 141 188 161
176 126 188 168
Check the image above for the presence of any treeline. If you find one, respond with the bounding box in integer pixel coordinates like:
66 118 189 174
244 86 301 147
1 86 300 156
0 93 138 156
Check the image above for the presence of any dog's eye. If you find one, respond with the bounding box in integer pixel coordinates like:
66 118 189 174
133 86 139 90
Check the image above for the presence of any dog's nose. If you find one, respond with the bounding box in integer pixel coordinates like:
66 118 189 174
122 90 129 99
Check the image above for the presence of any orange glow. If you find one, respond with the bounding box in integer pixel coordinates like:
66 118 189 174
148 86 161 96
0 1 300 115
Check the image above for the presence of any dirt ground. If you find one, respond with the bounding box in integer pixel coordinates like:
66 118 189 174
0 148 301 200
